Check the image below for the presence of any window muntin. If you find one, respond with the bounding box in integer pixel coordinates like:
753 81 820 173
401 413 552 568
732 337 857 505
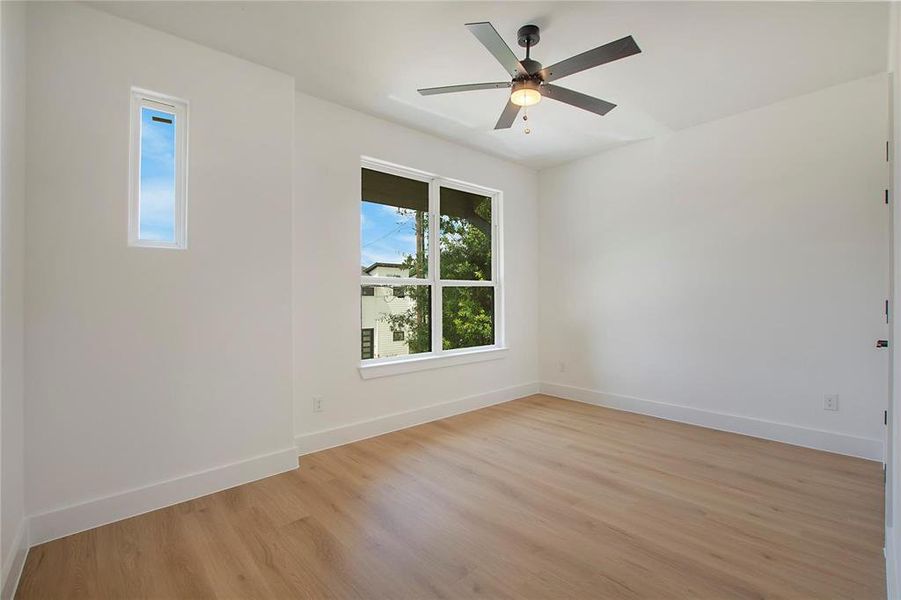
360 159 502 364
129 89 187 249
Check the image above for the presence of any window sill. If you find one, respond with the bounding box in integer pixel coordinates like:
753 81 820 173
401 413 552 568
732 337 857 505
128 240 186 250
358 347 508 380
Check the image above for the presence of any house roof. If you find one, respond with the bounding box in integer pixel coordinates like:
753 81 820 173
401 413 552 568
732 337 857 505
362 262 405 274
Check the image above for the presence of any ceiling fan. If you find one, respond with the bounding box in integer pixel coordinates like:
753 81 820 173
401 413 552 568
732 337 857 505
418 23 641 130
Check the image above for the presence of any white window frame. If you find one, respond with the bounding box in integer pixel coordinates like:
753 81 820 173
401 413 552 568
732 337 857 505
128 88 189 249
359 157 506 379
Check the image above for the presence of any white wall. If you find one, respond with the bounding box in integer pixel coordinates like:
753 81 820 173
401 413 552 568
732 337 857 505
539 74 891 460
1 1 28 595
293 92 539 447
23 3 296 543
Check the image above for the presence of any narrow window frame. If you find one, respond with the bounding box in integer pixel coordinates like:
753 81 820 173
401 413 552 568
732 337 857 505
360 157 505 375
128 88 189 249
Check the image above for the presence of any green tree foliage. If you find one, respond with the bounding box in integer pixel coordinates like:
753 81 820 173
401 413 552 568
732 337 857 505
441 286 493 350
381 197 494 351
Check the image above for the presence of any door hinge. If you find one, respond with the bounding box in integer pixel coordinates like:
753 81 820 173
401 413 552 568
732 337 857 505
886 299 890 323
888 141 891 162
885 410 888 425
886 189 890 205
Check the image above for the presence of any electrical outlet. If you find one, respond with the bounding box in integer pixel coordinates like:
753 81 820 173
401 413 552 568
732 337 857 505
559 362 566 373
312 396 324 413
824 394 839 411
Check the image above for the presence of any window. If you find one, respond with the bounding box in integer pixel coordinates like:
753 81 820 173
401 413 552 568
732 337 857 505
129 89 188 249
361 328 374 360
360 159 502 365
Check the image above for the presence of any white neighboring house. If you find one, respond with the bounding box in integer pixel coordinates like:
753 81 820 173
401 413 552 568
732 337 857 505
361 263 416 359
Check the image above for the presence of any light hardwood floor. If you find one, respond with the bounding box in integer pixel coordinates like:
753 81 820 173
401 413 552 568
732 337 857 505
16 394 885 599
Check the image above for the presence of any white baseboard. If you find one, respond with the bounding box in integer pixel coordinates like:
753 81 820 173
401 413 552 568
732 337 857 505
541 382 883 461
26 382 539 550
1 518 29 600
28 447 298 546
296 382 541 455
888 526 899 600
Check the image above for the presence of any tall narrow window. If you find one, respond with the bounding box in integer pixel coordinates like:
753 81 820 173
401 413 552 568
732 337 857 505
360 159 502 364
129 89 188 248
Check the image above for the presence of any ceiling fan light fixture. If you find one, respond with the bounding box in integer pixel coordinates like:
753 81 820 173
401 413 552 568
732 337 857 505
510 80 541 107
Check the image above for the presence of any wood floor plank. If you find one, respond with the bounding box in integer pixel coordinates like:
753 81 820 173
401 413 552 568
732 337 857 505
16 395 885 599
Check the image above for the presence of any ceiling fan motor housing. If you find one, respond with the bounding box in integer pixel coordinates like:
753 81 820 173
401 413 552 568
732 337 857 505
520 58 543 77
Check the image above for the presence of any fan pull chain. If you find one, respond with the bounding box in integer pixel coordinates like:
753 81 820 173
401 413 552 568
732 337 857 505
523 107 531 135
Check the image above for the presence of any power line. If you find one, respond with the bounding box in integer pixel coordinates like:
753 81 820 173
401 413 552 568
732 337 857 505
362 222 411 249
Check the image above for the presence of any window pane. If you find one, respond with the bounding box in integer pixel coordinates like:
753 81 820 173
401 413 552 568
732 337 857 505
439 187 492 281
442 286 494 350
361 169 429 278
361 284 431 359
139 106 177 242
361 329 374 360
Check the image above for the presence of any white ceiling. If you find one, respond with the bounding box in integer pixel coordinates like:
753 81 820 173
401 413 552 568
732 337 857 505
88 1 889 169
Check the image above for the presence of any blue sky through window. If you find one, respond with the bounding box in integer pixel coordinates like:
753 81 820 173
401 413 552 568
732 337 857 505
139 107 176 242
360 201 420 267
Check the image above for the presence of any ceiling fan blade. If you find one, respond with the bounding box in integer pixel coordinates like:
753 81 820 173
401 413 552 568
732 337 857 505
543 84 616 116
494 99 521 129
540 35 641 82
418 82 512 96
465 22 528 78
